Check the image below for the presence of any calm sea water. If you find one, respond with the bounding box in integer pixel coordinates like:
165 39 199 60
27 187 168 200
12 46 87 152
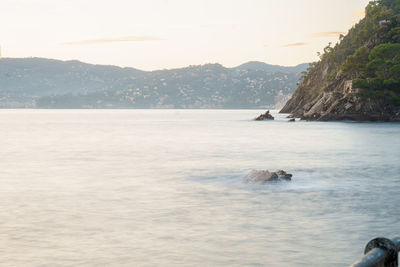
1 109 399 266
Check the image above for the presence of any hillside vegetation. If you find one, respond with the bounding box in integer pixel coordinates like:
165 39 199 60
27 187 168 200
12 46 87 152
281 0 400 121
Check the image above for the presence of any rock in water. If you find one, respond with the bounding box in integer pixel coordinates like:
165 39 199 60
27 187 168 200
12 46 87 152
245 170 278 183
254 110 274 120
245 170 292 184
275 170 293 181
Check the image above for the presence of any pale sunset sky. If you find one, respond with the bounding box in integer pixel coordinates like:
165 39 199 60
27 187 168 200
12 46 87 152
0 0 370 70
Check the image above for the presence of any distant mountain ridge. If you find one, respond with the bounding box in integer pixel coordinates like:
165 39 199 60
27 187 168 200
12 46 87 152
234 61 309 73
0 57 307 108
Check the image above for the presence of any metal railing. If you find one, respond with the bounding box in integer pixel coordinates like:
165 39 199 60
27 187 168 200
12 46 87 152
350 236 400 267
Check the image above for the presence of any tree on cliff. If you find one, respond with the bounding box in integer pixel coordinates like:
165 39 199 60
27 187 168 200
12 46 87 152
367 43 400 79
307 0 400 99
281 0 400 118
341 47 370 79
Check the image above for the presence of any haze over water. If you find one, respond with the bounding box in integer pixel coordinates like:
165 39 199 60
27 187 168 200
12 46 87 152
1 109 399 266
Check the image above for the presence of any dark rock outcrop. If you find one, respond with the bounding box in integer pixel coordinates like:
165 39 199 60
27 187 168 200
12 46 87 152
245 170 292 184
275 170 293 180
254 110 274 120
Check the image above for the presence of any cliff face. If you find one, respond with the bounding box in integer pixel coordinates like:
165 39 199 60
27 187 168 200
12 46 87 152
280 0 400 122
280 63 400 121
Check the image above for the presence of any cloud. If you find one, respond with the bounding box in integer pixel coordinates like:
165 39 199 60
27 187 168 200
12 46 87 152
61 36 163 45
311 32 346 38
282 42 307 47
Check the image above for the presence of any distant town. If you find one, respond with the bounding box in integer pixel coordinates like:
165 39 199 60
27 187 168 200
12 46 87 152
0 58 307 109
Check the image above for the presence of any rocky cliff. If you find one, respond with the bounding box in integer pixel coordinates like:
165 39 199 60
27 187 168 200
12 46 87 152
280 0 400 122
281 63 400 121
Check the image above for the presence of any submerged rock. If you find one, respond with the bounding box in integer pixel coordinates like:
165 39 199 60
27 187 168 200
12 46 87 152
288 118 295 122
245 170 292 184
254 110 274 120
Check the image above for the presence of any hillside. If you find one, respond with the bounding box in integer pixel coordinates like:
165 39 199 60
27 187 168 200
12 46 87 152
280 0 400 121
0 58 306 109
234 62 309 73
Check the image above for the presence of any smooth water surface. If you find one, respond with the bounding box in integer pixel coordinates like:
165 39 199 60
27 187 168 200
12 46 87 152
1 109 399 266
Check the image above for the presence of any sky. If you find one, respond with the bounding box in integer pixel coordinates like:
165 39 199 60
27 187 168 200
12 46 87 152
0 0 370 70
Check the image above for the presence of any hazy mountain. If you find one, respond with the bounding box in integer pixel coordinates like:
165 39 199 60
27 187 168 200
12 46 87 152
0 58 144 96
234 61 309 73
0 58 308 108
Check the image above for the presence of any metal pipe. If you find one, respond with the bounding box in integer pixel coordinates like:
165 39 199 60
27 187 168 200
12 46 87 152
351 248 389 267
350 236 400 267
392 236 400 251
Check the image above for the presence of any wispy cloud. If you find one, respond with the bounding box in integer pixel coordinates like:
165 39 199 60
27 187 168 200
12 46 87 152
282 42 307 47
311 32 346 38
61 36 163 45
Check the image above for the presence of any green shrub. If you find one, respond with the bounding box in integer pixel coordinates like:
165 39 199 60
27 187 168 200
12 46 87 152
353 78 369 89
358 89 386 99
369 78 385 89
383 78 400 90
388 96 400 105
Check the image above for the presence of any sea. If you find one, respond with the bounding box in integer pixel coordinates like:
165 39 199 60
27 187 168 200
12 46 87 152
1 109 399 266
